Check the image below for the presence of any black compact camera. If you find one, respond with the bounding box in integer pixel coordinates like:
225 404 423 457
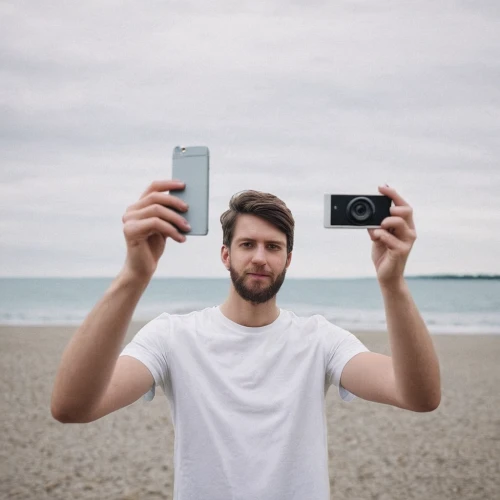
323 194 392 228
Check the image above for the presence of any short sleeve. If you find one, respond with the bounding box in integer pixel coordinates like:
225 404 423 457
321 317 370 402
119 313 170 400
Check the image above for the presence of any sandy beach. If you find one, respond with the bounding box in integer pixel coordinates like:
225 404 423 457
1 323 499 500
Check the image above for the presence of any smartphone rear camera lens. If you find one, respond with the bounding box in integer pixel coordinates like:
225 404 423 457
346 197 375 224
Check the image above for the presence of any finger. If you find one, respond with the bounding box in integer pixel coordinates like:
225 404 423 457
371 229 406 251
140 180 186 199
380 216 409 235
381 216 417 244
390 205 415 230
130 192 189 213
125 217 186 243
123 204 192 233
124 217 186 244
378 185 410 207
382 219 416 245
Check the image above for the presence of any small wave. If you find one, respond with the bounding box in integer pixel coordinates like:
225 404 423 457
2 300 500 334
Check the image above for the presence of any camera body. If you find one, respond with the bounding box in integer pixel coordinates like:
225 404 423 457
324 194 392 228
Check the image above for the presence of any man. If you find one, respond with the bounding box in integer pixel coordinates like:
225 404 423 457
51 180 440 500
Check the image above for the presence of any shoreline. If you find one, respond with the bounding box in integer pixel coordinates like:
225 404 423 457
1 323 499 336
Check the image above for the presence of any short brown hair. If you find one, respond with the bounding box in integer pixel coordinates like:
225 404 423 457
220 190 295 253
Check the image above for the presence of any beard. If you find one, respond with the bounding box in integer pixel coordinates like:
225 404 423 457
229 264 287 305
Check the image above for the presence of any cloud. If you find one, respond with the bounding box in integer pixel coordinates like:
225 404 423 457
0 0 499 277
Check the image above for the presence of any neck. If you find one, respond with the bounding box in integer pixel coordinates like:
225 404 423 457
219 285 280 327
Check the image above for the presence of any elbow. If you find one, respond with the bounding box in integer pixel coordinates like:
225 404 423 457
413 400 440 413
427 391 442 412
411 391 441 413
50 400 93 424
51 404 77 424
51 405 72 423
51 392 71 423
425 384 442 412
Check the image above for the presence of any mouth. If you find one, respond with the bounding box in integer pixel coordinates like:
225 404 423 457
247 272 271 278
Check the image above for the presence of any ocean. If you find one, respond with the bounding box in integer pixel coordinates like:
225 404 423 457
0 277 499 334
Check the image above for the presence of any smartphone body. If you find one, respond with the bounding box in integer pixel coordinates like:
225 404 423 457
171 146 210 235
324 194 392 228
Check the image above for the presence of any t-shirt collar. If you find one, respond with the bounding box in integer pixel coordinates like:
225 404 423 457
214 305 286 334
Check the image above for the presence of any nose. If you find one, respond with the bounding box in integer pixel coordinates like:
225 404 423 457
251 245 267 265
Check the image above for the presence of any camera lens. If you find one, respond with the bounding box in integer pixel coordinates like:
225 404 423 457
346 197 375 224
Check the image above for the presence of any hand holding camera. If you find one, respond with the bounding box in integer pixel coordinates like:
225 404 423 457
324 185 417 287
369 185 417 286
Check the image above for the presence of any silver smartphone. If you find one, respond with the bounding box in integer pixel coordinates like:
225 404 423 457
170 146 210 235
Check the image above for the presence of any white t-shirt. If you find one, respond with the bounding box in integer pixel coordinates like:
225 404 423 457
120 306 369 500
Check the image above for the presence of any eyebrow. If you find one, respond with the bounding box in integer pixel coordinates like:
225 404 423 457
234 237 286 246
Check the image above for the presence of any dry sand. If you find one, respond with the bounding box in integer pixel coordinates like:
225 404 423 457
1 323 499 500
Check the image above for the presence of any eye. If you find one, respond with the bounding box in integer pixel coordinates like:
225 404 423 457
242 242 253 248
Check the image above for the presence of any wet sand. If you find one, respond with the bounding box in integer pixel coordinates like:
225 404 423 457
1 323 499 499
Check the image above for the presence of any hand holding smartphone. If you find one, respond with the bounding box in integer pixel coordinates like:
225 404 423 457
170 146 210 235
121 179 190 282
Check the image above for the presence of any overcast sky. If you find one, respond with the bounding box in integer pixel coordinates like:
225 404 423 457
1 1 499 278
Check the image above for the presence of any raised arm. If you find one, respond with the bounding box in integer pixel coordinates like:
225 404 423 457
51 180 191 423
340 185 441 412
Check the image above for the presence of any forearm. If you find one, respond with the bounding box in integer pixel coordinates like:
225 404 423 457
51 269 150 421
381 279 441 411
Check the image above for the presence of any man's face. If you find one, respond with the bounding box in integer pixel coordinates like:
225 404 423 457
221 214 292 304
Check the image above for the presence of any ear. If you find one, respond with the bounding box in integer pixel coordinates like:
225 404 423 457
286 251 292 269
221 245 230 271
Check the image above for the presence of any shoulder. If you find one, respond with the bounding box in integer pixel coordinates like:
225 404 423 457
282 309 362 349
132 308 215 347
165 307 216 326
280 310 355 349
281 309 348 337
147 307 218 337
135 307 210 334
